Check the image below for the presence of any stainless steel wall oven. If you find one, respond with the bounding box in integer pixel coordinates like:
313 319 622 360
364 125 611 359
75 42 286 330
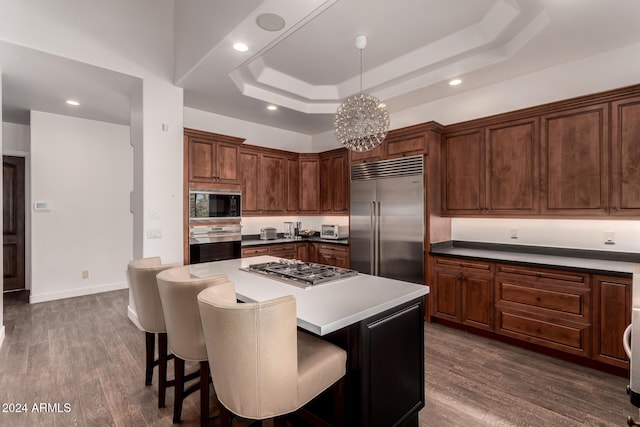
189 224 241 264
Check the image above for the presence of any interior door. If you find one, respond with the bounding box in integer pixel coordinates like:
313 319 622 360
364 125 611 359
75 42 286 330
3 155 26 291
349 179 376 275
376 175 424 283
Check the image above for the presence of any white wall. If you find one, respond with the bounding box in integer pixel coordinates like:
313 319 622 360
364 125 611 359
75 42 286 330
2 122 30 152
30 111 133 303
0 0 183 259
184 107 313 152
241 216 349 236
452 218 640 253
0 1 183 322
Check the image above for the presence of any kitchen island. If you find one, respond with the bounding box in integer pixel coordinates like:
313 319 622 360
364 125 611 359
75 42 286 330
189 256 429 427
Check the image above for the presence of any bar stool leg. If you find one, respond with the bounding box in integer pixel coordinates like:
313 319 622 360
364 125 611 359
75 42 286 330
158 332 168 408
144 332 155 386
200 361 210 427
173 357 185 423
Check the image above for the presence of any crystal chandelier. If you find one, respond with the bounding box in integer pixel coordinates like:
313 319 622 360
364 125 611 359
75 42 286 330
334 35 389 152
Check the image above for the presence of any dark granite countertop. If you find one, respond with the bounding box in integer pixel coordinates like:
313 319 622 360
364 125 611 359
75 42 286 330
242 234 348 247
430 241 639 277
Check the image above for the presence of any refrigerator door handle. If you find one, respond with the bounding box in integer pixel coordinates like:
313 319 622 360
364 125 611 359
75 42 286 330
370 201 376 275
375 201 381 276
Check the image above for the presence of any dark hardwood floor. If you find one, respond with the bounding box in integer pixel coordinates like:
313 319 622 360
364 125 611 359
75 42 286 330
0 289 636 426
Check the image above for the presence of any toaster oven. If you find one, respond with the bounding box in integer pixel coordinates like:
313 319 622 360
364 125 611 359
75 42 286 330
320 224 348 240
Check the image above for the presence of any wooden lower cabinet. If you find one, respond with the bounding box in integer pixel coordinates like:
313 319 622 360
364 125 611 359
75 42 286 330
495 263 591 357
430 255 629 370
241 246 270 257
296 243 309 262
431 257 493 330
241 243 296 259
593 275 631 368
495 308 590 357
316 244 350 268
242 242 349 267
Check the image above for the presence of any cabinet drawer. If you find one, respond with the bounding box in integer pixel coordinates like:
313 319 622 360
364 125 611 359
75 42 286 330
318 243 348 254
496 281 587 319
496 309 589 356
269 244 296 253
241 247 270 257
434 257 493 273
496 264 588 287
269 244 297 259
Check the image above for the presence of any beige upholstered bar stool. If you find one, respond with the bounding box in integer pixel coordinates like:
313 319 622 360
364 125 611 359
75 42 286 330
127 257 180 408
156 266 230 426
197 282 347 426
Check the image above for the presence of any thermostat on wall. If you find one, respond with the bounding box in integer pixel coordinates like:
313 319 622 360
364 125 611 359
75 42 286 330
34 201 51 211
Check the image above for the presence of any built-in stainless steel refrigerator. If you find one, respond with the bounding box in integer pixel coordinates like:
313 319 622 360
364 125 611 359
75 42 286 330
350 155 424 284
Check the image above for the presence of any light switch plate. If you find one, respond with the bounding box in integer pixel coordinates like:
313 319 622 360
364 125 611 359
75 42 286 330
34 201 50 211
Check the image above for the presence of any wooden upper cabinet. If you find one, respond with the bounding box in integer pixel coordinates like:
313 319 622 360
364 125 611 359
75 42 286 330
189 137 216 182
320 156 332 212
540 104 609 215
260 153 286 214
320 149 349 214
332 154 349 213
299 155 320 213
239 147 289 215
286 156 299 213
485 118 539 214
239 149 260 215
185 129 243 186
611 96 640 216
348 144 385 164
442 129 484 214
348 122 435 164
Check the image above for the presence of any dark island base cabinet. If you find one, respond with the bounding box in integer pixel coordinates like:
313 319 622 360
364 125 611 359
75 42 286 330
308 298 425 427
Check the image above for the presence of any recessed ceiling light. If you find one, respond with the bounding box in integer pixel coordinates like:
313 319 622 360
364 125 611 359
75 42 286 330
256 13 285 32
267 105 278 111
66 99 80 106
233 42 249 52
449 79 462 86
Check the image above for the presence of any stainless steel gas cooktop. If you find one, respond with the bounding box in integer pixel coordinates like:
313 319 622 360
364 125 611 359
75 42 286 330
240 260 358 288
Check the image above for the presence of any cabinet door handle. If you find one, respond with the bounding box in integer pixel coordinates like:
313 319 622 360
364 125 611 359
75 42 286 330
535 327 541 333
535 296 541 302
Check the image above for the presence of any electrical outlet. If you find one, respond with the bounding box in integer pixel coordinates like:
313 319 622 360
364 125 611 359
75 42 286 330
147 229 163 239
510 228 518 239
604 231 615 245
82 270 89 279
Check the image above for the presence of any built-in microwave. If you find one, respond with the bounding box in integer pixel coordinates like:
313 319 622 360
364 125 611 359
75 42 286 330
189 189 241 221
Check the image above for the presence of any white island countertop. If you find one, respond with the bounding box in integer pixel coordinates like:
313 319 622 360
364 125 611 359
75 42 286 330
189 256 430 336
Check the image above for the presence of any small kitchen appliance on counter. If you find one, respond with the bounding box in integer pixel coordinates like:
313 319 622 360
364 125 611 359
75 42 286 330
284 221 303 240
260 227 278 240
320 224 348 240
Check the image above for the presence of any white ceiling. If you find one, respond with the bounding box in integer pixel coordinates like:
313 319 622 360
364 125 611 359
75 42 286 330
3 0 640 134
0 40 140 126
